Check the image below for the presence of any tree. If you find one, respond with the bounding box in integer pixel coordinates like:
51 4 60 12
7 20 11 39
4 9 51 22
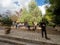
45 7 55 22
48 0 60 15
19 0 42 26
28 0 42 23
19 8 32 22
45 0 60 25
28 0 42 30
10 15 18 22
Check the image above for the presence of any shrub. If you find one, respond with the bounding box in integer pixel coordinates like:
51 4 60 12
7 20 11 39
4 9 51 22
1 16 12 26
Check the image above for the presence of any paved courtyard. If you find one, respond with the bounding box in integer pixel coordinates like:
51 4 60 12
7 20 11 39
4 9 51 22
0 26 60 45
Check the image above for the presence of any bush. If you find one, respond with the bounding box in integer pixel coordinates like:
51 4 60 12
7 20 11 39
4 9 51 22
48 22 55 27
1 16 12 26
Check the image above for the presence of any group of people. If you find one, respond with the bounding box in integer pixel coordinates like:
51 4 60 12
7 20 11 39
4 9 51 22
13 19 48 39
24 19 48 39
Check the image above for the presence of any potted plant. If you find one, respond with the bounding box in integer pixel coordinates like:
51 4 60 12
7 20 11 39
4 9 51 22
1 16 12 34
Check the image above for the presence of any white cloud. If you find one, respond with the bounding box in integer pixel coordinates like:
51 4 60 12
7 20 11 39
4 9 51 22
1 0 11 7
38 4 50 15
38 6 46 15
0 0 31 14
0 0 50 17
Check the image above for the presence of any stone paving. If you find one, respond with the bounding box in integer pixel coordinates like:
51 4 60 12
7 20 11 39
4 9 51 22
0 42 14 45
0 28 60 45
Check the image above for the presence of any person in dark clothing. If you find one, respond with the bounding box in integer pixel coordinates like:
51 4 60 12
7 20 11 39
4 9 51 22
16 23 18 29
27 25 30 30
40 20 48 39
24 22 30 30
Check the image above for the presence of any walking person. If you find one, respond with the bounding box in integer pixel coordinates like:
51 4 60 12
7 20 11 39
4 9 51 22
40 20 48 39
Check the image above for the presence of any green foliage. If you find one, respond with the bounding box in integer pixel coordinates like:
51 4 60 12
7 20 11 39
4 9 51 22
29 0 37 12
1 16 12 26
49 0 60 8
55 15 60 24
19 0 42 26
48 22 55 26
20 8 32 22
28 0 42 23
43 4 55 26
46 0 60 25
45 9 55 23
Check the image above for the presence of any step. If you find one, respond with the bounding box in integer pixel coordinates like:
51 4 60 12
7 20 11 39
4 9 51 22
0 35 59 45
0 36 41 45
0 38 25 45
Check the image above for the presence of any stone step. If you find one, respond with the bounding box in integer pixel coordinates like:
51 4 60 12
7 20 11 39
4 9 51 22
0 38 25 45
0 35 59 45
0 35 40 44
0 36 40 45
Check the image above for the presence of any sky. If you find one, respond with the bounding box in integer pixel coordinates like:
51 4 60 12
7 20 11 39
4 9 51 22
35 0 46 6
0 0 50 15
